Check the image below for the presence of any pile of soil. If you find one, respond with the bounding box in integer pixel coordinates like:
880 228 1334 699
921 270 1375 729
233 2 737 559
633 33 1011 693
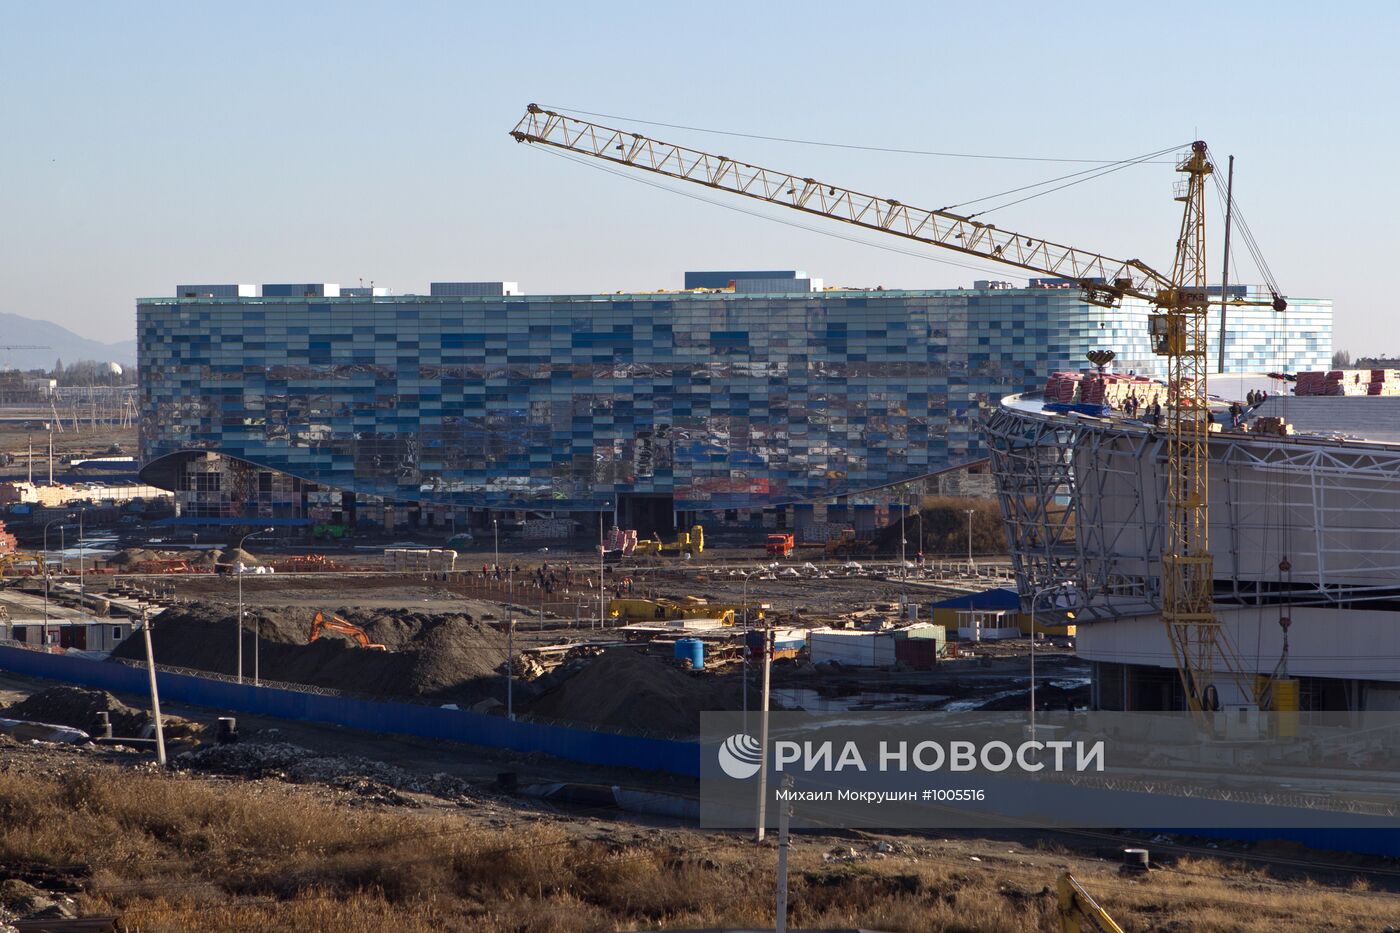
526 648 752 737
215 547 259 567
110 603 510 705
107 547 161 566
3 685 148 735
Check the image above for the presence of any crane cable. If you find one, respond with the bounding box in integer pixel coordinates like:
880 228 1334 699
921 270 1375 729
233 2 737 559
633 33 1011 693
960 143 1188 218
530 145 1042 282
537 104 1179 165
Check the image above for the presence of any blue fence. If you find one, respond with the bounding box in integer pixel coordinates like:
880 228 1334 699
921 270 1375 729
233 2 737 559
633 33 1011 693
0 645 699 777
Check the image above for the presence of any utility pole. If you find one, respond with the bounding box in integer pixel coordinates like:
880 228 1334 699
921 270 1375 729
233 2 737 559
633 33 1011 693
598 511 606 628
755 626 773 842
965 508 976 570
775 774 794 933
1218 154 1235 374
47 423 54 485
140 607 167 767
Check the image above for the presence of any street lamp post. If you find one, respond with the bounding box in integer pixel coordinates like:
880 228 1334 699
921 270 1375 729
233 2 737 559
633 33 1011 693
235 527 275 685
41 515 72 646
492 518 499 575
964 508 976 571
77 510 84 608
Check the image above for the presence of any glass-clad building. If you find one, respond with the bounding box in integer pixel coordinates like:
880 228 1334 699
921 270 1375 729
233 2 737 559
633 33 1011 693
137 279 1331 527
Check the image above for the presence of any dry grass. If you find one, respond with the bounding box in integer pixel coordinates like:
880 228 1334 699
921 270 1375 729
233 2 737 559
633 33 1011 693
0 768 1397 931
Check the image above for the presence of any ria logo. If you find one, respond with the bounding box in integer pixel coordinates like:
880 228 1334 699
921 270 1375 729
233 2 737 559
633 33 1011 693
717 733 763 779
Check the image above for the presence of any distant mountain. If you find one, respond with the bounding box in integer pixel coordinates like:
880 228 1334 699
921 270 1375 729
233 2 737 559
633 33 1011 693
0 312 136 371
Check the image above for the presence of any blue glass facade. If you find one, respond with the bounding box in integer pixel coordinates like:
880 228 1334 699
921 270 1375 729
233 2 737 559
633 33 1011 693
137 285 1331 512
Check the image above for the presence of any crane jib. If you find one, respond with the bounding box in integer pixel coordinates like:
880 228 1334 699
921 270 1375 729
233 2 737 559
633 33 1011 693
510 106 1171 303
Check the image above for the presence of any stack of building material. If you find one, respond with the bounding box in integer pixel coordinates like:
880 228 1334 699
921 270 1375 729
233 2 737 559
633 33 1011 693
1295 370 1373 396
604 527 638 555
1367 370 1400 395
383 548 457 573
1078 373 1166 409
1043 372 1082 402
0 520 17 555
1253 417 1297 437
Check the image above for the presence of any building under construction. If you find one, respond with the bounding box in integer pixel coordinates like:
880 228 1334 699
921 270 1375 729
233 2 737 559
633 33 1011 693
986 382 1400 712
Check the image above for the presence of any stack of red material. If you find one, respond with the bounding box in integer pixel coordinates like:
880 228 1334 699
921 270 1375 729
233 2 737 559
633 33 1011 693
1295 370 1376 396
1043 372 1082 402
1367 369 1400 396
0 520 17 555
1079 373 1166 409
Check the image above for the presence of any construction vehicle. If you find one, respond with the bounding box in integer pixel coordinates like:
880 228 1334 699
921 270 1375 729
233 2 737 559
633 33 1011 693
308 610 387 650
824 528 874 558
512 106 1287 719
635 524 706 557
1056 873 1123 933
765 533 795 558
609 595 760 627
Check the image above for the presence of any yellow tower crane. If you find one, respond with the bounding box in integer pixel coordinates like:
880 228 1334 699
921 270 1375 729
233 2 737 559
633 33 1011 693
510 105 1284 715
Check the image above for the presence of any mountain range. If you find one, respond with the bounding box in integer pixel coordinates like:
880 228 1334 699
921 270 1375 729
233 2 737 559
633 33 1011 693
0 312 136 371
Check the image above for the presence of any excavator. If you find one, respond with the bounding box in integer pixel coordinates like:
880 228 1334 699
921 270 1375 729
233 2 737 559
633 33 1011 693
308 611 387 651
511 105 1288 720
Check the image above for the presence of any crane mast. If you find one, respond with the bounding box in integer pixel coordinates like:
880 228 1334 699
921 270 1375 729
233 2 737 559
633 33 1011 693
512 105 1267 714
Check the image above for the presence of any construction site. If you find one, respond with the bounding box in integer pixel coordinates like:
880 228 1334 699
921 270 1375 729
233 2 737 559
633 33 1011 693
0 103 1393 931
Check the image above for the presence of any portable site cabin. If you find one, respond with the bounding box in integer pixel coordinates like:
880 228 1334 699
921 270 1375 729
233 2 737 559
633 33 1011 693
2 619 134 652
930 587 1076 637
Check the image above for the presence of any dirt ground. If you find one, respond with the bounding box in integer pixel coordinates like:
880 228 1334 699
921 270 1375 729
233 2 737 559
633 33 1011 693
0 673 1397 931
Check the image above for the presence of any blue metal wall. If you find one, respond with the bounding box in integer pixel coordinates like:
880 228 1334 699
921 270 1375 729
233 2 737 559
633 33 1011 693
0 646 698 777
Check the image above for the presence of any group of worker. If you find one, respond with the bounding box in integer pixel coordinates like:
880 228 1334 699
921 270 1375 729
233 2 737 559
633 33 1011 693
1122 393 1163 426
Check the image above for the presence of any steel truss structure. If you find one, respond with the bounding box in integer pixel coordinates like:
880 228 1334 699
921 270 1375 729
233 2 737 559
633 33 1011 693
985 398 1400 624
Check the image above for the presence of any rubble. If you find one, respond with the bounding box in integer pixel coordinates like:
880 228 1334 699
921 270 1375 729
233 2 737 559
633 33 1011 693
3 686 147 736
177 741 477 805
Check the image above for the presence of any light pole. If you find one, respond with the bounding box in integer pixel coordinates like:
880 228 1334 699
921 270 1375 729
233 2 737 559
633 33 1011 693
507 566 515 719
1029 583 1076 741
492 518 499 575
964 508 976 570
77 510 84 609
899 498 907 578
598 509 606 628
42 515 72 645
235 527 275 685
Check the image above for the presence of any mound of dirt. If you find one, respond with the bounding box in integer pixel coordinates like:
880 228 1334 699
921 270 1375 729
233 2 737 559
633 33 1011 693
110 603 510 705
107 547 160 566
526 648 751 737
216 547 259 567
3 685 148 735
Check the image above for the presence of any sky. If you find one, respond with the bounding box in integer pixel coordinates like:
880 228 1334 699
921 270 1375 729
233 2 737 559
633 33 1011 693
1 1 1394 354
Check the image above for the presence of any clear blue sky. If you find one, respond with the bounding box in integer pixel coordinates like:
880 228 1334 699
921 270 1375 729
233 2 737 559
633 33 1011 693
1 1 1392 354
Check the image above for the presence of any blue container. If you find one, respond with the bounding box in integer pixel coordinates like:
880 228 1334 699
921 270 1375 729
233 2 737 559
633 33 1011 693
675 637 705 670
